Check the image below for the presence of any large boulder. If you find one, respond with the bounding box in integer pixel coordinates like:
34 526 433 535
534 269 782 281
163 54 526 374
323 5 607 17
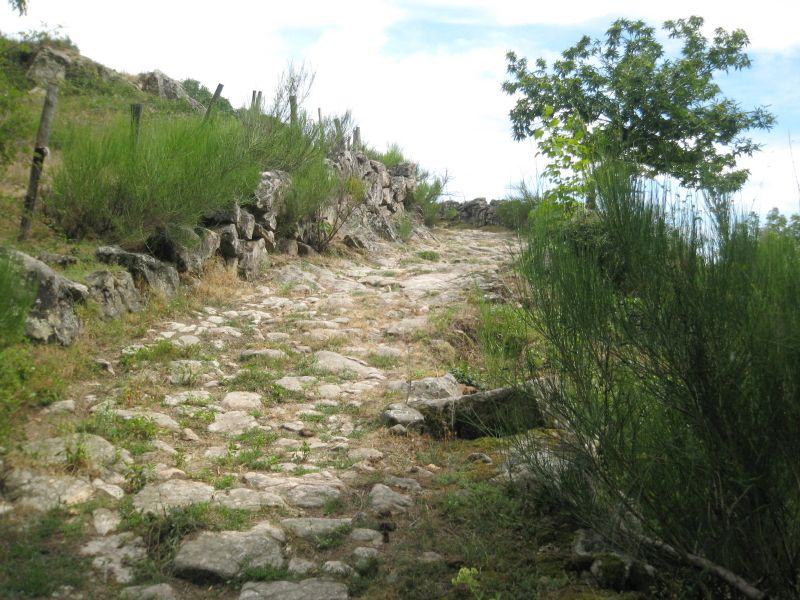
97 246 179 297
87 270 142 319
146 227 220 275
138 70 204 112
250 171 291 229
26 46 72 85
239 239 268 281
173 523 285 582
6 249 88 345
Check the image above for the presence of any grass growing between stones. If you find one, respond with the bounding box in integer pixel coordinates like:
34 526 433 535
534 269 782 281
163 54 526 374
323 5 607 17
0 508 91 598
77 410 158 455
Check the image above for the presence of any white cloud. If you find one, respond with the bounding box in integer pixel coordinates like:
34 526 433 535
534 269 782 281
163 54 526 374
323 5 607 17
1 0 797 209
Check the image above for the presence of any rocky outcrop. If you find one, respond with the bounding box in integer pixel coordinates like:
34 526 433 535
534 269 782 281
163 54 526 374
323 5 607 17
439 198 501 227
138 70 204 112
146 227 220 276
86 270 143 319
6 249 88 345
26 46 72 85
97 246 180 297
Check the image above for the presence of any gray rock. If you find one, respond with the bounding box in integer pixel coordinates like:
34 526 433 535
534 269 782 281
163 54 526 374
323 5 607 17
281 517 352 539
240 348 287 362
80 532 147 583
87 270 143 319
120 583 178 600
133 480 215 513
321 561 354 576
147 226 220 275
297 242 318 257
92 508 122 536
279 239 299 256
97 246 179 297
23 433 122 469
36 252 78 268
313 351 385 380
26 46 71 85
163 390 212 406
244 472 345 509
139 70 204 111
368 483 413 515
381 403 424 430
239 578 348 600
221 391 263 411
467 452 493 464
274 375 317 392
238 209 256 240
287 558 316 575
408 373 461 401
389 424 407 436
6 250 88 345
169 360 205 385
208 411 259 435
216 488 286 510
349 528 383 547
173 523 285 582
252 224 277 251
384 475 421 491
348 448 384 463
113 409 180 431
385 316 428 337
419 551 445 564
239 239 268 281
4 469 94 510
251 171 291 216
216 224 241 259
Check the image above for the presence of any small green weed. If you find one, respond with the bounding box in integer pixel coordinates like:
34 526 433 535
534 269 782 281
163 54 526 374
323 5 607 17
417 250 440 261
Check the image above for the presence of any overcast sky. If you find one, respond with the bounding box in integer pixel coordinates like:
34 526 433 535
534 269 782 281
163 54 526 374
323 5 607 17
3 0 799 216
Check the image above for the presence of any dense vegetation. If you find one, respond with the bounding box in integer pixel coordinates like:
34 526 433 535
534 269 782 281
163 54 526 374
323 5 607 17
478 15 800 600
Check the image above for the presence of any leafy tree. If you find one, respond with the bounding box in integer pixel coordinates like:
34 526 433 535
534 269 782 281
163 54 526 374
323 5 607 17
8 0 27 14
503 16 775 196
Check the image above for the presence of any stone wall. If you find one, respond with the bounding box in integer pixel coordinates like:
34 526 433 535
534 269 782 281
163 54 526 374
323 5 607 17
438 198 501 227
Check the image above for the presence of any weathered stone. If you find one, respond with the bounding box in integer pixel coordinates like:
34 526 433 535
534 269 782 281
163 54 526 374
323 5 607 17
5 250 88 345
281 517 352 539
221 391 263 411
368 483 413 515
163 390 213 406
169 359 205 385
297 242 318 257
239 239 268 281
278 239 299 256
385 316 428 337
349 528 383 547
93 508 122 536
216 224 241 259
244 472 345 509
139 70 204 111
147 226 220 275
313 351 385 380
23 433 121 469
37 251 78 267
274 375 317 392
27 46 72 84
133 480 214 513
113 409 180 431
216 488 286 510
80 533 147 583
241 348 287 362
467 452 493 464
208 411 259 435
381 403 424 430
252 224 277 251
287 558 316 575
120 583 179 600
348 448 384 463
173 523 285 582
238 209 256 240
419 551 445 564
251 170 291 216
239 578 349 600
86 270 143 319
384 475 421 491
97 246 179 297
407 373 461 401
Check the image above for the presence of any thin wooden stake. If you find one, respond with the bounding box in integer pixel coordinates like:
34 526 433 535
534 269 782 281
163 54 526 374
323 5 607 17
250 90 257 110
130 103 143 146
255 91 263 114
318 107 324 142
353 126 361 150
204 83 224 121
18 83 59 242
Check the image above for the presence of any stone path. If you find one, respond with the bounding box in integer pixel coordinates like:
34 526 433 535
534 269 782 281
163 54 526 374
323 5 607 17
1 227 514 599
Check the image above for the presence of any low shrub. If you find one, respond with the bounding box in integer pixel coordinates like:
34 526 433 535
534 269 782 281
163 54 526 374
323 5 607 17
51 114 264 247
362 142 407 169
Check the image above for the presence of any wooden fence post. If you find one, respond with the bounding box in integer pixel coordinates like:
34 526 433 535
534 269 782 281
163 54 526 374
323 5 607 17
130 103 143 146
18 83 59 242
255 91 263 114
318 107 324 142
204 83 224 121
250 90 257 110
353 126 361 151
